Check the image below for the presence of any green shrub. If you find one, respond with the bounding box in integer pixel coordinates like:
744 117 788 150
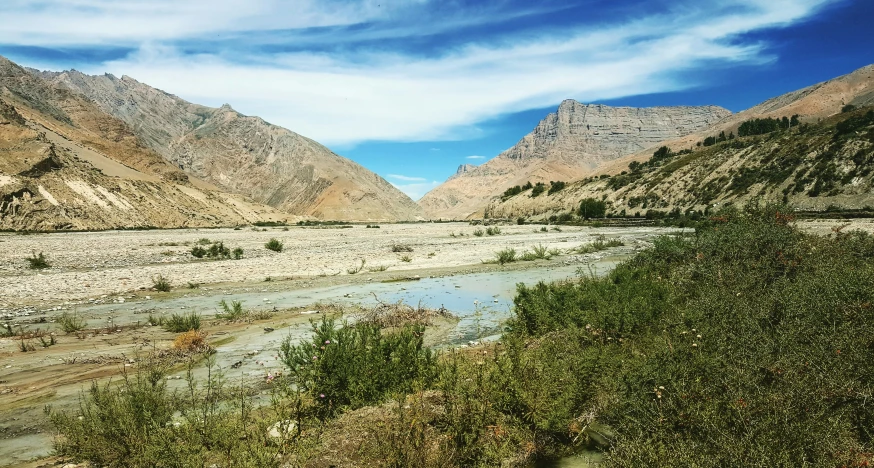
495 248 516 265
280 317 437 419
473 228 484 237
547 180 566 195
27 251 50 269
485 226 501 236
190 245 207 258
232 247 243 260
47 358 285 468
265 238 284 252
164 312 201 332
151 274 171 292
217 299 246 321
57 311 87 333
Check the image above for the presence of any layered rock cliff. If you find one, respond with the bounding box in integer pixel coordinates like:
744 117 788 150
38 70 424 221
419 101 730 219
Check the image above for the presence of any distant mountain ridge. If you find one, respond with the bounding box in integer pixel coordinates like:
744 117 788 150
36 69 424 221
419 101 730 219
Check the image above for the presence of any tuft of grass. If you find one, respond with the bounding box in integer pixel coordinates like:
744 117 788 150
573 235 624 254
147 313 165 326
265 238 284 252
27 251 50 269
399 255 413 263
347 259 367 275
57 311 87 334
217 299 246 321
520 244 551 261
151 275 171 292
367 265 390 272
540 226 548 232
250 310 274 320
163 312 201 332
196 238 212 245
495 247 517 265
232 247 243 260
486 226 502 236
473 228 484 237
391 244 414 253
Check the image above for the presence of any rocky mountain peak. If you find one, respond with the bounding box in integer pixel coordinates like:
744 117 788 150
419 101 730 219
456 164 476 174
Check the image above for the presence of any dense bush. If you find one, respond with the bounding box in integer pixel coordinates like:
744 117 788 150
579 197 607 219
47 358 286 468
280 317 437 419
27 251 50 269
265 238 284 252
163 312 201 332
505 204 874 466
547 180 567 195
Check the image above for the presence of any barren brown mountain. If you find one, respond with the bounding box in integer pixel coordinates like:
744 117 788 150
0 61 289 230
419 100 730 219
38 69 424 221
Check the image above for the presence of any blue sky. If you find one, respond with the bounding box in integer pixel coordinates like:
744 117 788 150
1 0 872 199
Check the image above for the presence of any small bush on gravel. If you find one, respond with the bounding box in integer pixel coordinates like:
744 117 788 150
495 247 517 264
485 226 501 236
151 275 171 292
27 251 50 269
57 311 87 333
473 228 484 237
265 238 284 252
172 330 211 353
400 255 412 263
391 244 413 252
232 247 244 259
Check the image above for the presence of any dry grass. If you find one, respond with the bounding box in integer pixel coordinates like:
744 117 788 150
172 330 211 353
357 296 454 328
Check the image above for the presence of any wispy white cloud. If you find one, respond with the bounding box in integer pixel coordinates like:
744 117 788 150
1 0 837 146
390 181 440 200
0 0 422 46
466 155 486 160
387 174 427 182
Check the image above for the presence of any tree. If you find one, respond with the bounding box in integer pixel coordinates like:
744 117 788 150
579 198 606 219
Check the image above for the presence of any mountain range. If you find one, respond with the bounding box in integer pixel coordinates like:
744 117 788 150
2 53 873 230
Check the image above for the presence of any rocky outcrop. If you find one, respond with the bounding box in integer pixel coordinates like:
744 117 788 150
420 101 730 219
39 70 424 221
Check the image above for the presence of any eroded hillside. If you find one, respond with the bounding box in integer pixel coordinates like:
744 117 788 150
486 108 874 219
